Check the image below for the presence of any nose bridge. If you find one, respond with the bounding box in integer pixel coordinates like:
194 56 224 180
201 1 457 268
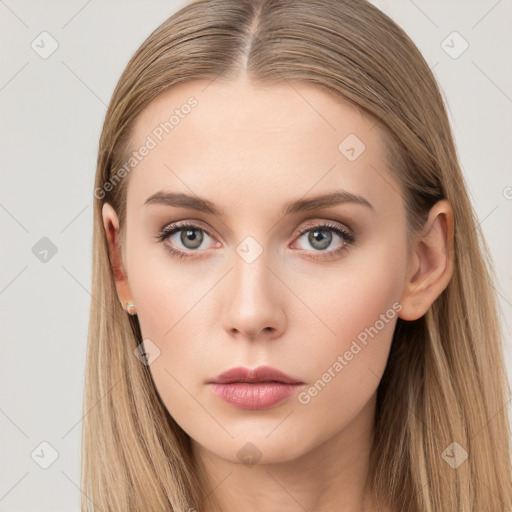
221 234 285 339
232 235 275 308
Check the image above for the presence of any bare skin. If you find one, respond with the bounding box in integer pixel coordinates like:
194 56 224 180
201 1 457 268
102 75 453 512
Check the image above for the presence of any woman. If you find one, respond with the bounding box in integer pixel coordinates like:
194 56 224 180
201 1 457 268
83 0 512 510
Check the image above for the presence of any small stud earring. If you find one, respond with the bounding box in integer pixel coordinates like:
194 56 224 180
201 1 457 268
124 302 137 315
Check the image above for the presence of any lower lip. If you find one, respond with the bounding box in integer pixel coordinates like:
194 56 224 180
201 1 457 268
210 382 303 410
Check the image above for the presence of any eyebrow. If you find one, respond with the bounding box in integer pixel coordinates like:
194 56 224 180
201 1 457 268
144 190 374 216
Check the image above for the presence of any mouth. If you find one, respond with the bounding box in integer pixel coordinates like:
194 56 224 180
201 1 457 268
207 365 305 410
208 365 304 385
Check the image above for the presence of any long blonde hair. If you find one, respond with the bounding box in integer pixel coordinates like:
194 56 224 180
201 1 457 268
83 1 512 510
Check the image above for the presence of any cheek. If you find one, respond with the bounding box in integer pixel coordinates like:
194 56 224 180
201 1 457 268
126 227 212 342
295 244 406 418
125 242 219 411
304 236 406 340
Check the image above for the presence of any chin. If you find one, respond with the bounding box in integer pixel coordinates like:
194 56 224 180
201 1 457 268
194 428 314 467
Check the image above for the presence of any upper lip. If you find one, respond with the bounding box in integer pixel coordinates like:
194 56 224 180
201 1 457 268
208 365 304 385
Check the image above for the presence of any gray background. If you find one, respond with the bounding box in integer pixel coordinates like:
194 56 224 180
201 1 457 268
1 0 511 510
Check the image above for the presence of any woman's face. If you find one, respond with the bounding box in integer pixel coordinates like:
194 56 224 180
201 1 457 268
105 77 415 465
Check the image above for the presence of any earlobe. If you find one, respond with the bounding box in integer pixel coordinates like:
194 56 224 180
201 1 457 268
101 202 134 311
398 199 454 321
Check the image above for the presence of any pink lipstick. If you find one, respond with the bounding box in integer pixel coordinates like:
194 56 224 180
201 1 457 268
208 365 304 410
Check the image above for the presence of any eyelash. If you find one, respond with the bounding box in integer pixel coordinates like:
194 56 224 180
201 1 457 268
154 221 356 261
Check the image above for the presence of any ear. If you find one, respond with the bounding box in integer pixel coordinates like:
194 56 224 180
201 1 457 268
398 199 454 321
102 202 133 311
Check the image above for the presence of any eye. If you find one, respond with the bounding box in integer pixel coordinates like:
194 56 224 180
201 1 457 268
292 222 355 260
154 222 218 259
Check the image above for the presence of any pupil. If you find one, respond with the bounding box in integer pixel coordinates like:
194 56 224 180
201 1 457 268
309 229 331 250
181 228 203 249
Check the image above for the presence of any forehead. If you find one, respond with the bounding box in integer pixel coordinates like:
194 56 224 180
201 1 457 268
131 78 375 147
125 78 397 216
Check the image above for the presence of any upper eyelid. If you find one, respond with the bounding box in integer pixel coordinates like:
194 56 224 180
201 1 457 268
163 220 216 239
295 220 352 235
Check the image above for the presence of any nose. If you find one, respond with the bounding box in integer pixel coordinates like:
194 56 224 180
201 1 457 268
221 250 286 342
